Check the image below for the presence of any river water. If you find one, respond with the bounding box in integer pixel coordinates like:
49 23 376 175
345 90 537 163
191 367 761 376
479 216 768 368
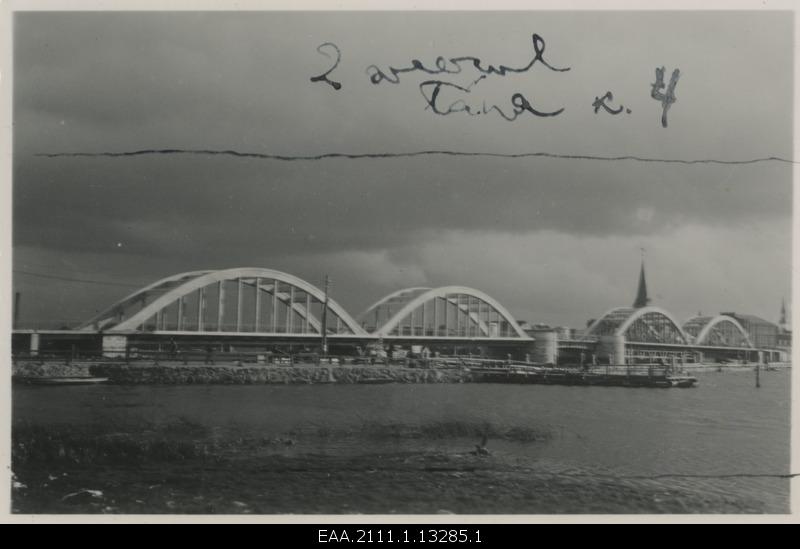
12 369 792 514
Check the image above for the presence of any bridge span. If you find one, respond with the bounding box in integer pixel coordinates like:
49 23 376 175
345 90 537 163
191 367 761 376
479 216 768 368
12 266 789 364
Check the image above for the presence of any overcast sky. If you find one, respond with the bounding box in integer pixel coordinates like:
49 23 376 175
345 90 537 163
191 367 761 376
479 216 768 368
12 11 793 329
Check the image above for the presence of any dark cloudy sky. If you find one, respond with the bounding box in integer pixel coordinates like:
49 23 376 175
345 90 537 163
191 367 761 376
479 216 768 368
12 10 793 329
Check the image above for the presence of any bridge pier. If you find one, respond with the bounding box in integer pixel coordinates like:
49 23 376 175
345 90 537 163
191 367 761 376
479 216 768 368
29 332 40 357
599 334 626 365
529 328 557 364
102 334 128 358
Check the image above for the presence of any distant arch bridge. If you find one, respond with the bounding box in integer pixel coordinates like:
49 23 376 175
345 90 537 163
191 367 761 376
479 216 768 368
583 306 689 345
682 315 754 348
77 268 529 342
358 286 530 339
13 267 780 363
79 267 367 337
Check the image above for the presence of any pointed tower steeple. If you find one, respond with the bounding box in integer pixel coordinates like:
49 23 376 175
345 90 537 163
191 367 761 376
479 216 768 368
780 298 788 331
633 250 650 309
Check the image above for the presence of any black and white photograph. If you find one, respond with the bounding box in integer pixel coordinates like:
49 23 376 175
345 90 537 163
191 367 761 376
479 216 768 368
3 2 796 520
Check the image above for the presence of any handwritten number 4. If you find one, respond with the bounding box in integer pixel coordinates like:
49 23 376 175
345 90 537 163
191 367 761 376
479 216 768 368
651 67 680 128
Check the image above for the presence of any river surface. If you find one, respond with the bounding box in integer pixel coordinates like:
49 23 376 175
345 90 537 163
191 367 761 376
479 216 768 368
11 369 792 514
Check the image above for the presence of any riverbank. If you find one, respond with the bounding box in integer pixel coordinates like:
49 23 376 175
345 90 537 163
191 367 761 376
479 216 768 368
12 360 787 385
14 361 473 385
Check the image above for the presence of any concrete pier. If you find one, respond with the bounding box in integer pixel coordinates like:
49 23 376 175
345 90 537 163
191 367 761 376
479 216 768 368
529 328 557 364
599 335 626 365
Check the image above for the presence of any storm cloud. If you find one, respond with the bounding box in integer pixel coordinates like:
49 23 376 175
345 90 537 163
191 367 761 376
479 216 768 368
12 11 794 328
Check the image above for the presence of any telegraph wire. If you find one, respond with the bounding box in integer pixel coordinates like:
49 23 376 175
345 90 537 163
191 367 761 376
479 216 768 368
13 269 142 288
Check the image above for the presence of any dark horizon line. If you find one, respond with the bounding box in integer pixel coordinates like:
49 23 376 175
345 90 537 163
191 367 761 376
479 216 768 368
35 148 796 166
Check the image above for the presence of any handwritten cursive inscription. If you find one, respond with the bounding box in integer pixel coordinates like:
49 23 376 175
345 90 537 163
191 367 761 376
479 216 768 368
310 42 342 90
365 33 570 86
651 67 680 128
307 35 678 127
593 91 631 116
419 78 565 121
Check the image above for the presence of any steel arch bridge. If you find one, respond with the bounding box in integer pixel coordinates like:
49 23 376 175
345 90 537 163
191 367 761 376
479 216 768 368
583 306 689 345
78 267 367 336
683 315 754 348
358 286 530 339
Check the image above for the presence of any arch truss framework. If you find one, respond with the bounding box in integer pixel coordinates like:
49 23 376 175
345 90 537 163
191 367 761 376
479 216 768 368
79 267 366 336
683 315 754 348
584 306 689 345
359 286 530 339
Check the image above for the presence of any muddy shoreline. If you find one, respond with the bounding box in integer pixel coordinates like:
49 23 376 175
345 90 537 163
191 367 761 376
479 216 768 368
11 419 766 514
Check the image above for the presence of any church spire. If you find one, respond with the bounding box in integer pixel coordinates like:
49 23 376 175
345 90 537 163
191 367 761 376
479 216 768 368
780 298 787 329
633 250 650 309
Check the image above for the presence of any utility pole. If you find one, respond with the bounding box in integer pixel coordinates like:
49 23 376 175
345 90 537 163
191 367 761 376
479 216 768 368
321 275 330 355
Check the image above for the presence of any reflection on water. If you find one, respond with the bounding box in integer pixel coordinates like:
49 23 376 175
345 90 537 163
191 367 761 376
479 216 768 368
12 369 791 514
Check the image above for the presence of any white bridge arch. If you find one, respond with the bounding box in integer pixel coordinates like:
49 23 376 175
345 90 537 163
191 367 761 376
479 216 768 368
683 315 754 348
360 286 530 339
584 306 689 345
79 267 367 335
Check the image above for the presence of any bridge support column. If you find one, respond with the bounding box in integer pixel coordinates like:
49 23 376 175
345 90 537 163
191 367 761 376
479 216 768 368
29 333 40 357
102 335 128 358
599 335 626 365
530 328 557 365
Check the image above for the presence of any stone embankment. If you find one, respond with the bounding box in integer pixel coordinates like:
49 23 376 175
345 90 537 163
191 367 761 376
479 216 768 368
12 362 92 378
13 361 473 385
13 360 787 385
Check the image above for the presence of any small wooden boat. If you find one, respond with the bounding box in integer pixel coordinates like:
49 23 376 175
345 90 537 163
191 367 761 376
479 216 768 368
13 376 109 386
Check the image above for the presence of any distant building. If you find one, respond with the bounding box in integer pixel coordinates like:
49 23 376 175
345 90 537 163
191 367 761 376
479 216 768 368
556 326 573 340
776 329 792 349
